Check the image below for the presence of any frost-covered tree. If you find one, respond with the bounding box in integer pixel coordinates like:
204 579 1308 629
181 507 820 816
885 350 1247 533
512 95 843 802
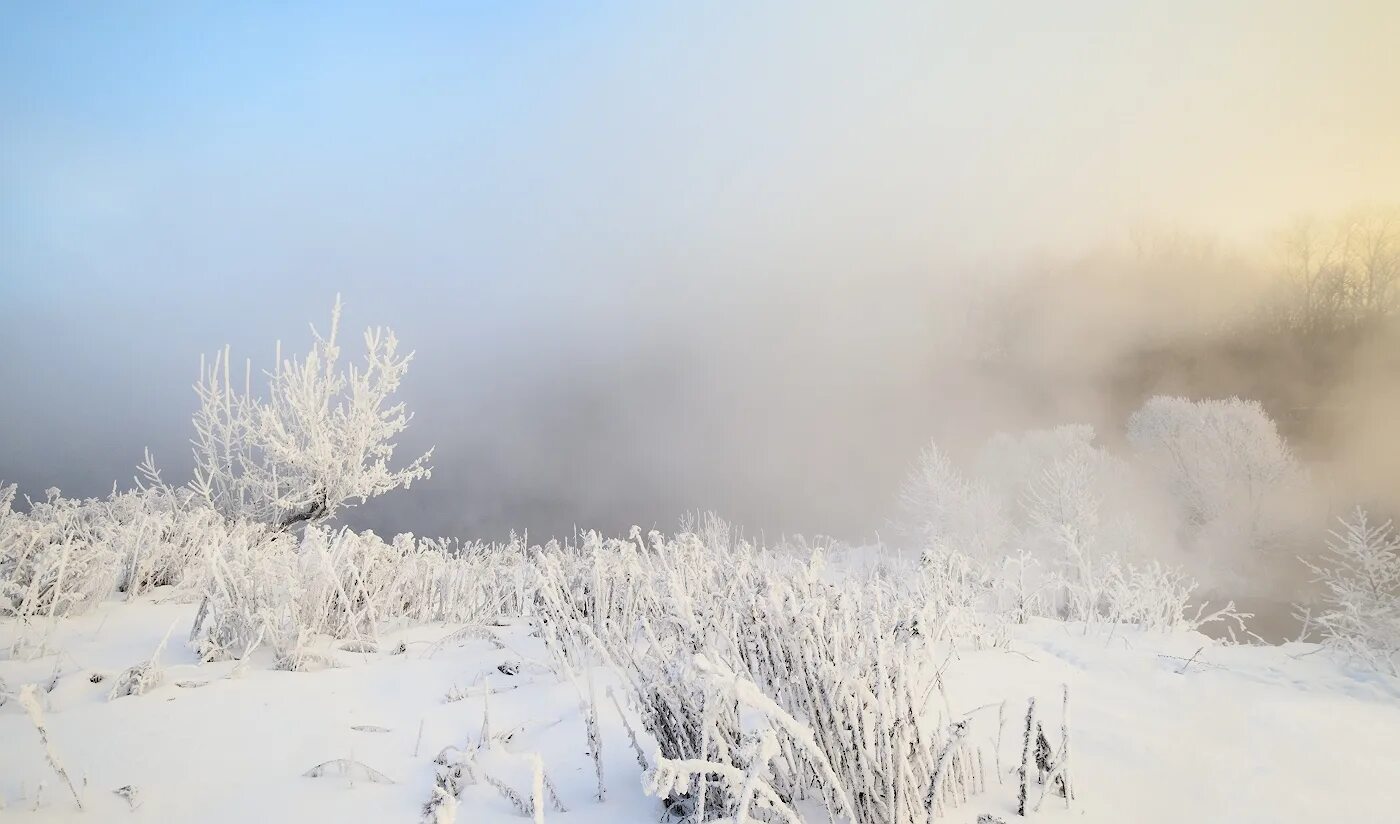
898 442 1008 560
1016 443 1119 622
895 427 1198 627
1126 396 1302 558
1300 508 1400 675
976 425 1150 557
975 425 1101 512
1021 450 1103 559
190 297 432 531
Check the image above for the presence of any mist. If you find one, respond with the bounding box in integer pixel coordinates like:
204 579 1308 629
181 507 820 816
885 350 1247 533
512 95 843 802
3 1 1399 548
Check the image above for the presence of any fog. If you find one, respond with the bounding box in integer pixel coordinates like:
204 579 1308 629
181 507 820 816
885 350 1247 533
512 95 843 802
3 2 1399 543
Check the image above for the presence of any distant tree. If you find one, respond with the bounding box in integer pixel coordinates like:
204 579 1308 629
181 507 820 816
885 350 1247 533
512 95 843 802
902 427 1135 566
1273 208 1400 332
975 425 1100 511
1277 218 1352 333
189 297 433 531
977 426 1154 553
898 442 1008 560
1126 396 1302 561
1345 208 1400 320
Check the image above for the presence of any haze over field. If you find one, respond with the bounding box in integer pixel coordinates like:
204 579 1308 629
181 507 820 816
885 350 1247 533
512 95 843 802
3 1 1399 542
5 6 1400 824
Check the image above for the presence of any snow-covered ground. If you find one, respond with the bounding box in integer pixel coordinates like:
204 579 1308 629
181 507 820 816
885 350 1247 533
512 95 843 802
4 593 1397 823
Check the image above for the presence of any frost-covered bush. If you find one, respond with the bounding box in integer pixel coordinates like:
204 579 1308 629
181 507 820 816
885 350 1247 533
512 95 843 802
1127 396 1309 588
0 472 230 619
187 521 301 664
899 443 1009 560
899 400 1318 608
897 425 1214 631
2 479 523 665
533 520 996 823
1299 508 1400 675
4 298 440 629
189 297 432 531
919 541 1213 635
1127 396 1300 533
0 487 121 618
1018 446 1166 625
986 425 1159 562
0 485 207 619
975 424 1102 507
370 532 535 625
188 524 533 668
917 546 1014 646
110 465 229 598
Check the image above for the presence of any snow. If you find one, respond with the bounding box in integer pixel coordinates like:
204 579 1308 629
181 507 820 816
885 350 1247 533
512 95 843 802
948 621 1400 822
0 596 649 822
4 594 1398 822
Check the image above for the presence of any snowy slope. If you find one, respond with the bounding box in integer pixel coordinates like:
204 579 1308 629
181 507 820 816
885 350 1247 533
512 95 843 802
3 594 1399 823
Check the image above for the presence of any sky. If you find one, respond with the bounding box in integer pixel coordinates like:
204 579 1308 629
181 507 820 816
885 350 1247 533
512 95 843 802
3 1 1399 540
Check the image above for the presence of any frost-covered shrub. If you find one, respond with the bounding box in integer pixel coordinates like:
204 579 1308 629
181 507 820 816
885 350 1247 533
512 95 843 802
189 297 432 531
975 424 1102 508
899 443 1009 560
108 471 227 598
0 473 226 619
2 488 125 618
188 523 533 668
1127 396 1299 533
991 426 1159 562
1 498 526 663
1127 395 1310 590
1018 447 1159 625
1 483 17 539
533 520 995 823
917 546 1014 647
1082 556 1208 632
383 533 534 625
920 541 1213 635
897 426 1215 632
5 299 439 624
1300 508 1400 675
187 521 301 664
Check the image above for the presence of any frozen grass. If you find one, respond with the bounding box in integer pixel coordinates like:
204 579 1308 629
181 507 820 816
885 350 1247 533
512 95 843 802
0 505 1234 821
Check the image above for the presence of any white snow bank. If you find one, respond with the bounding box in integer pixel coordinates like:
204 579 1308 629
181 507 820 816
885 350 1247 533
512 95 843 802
2 596 1398 822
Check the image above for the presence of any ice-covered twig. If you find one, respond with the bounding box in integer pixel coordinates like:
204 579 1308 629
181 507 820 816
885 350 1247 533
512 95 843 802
18 685 83 811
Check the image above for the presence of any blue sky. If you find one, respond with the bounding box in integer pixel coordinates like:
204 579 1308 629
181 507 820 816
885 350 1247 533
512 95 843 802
2 3 613 301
